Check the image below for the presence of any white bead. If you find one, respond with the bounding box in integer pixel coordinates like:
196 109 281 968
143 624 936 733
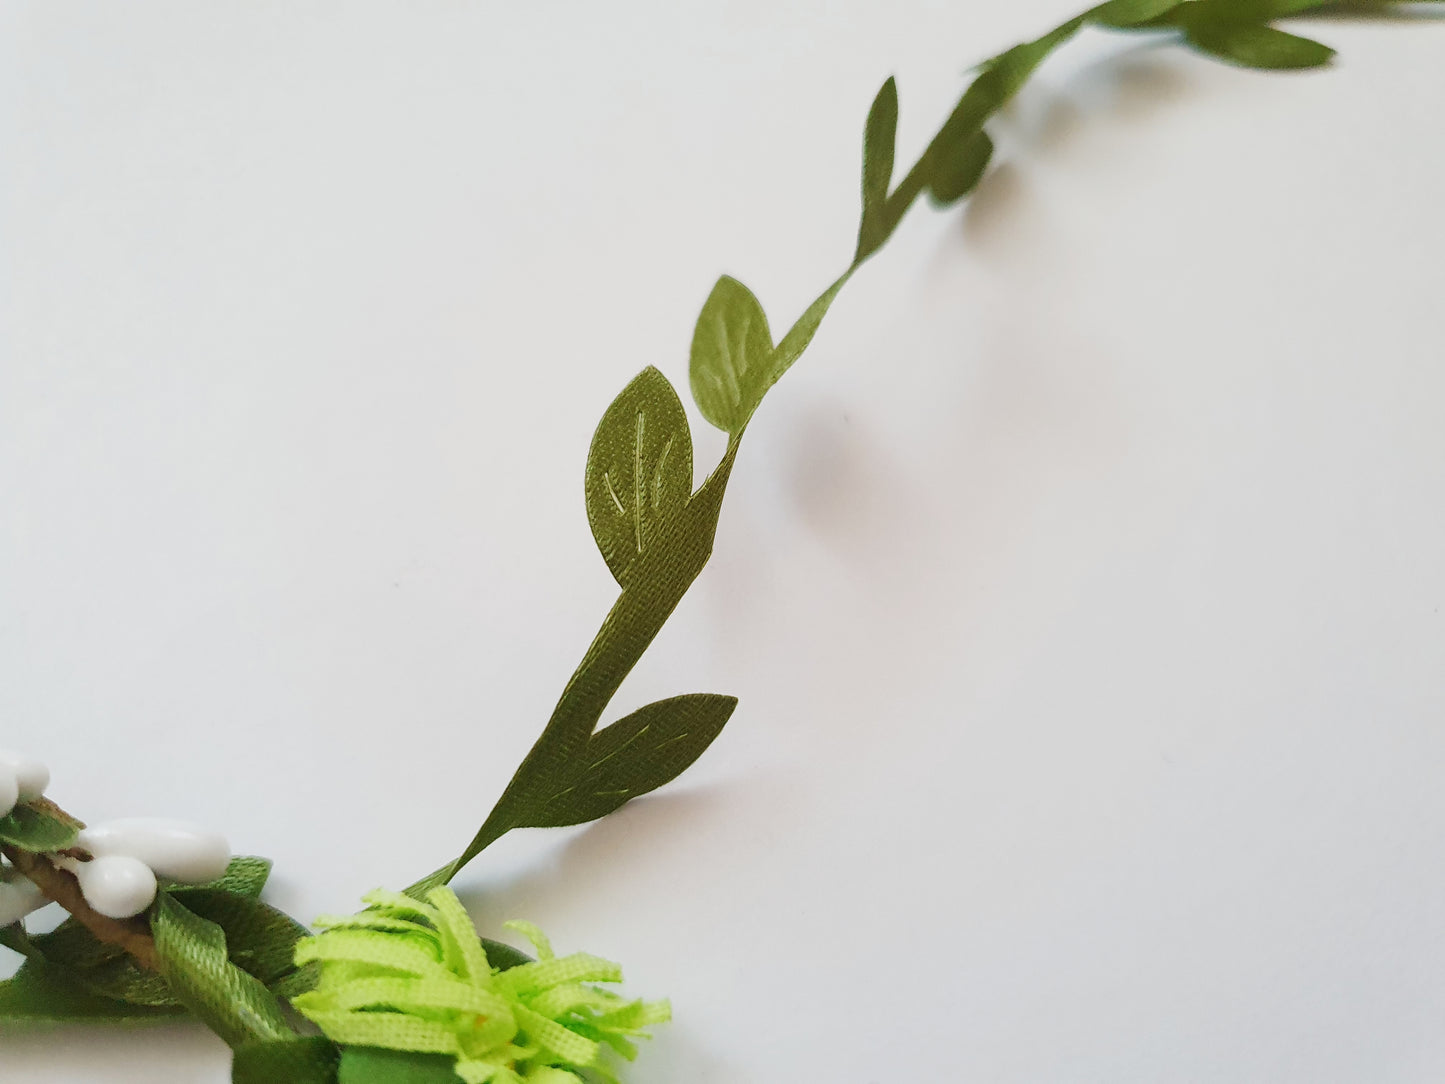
0 769 17 818
0 750 49 802
78 818 230 884
73 855 157 919
0 868 47 926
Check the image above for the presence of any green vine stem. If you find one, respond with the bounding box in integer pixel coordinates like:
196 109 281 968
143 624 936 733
412 0 1444 893
2 1 1441 1079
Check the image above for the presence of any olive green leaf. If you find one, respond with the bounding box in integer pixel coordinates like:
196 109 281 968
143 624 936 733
232 1036 341 1084
0 804 79 852
184 855 273 899
1186 21 1334 67
856 76 900 262
168 887 314 994
1089 0 1183 26
927 129 994 206
480 937 533 972
28 918 127 971
338 1047 463 1084
526 693 738 827
151 894 295 1049
585 366 695 585
689 275 775 434
0 959 182 1023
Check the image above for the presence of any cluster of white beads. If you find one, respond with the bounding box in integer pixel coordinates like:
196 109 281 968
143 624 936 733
0 749 232 922
61 818 232 919
0 748 51 815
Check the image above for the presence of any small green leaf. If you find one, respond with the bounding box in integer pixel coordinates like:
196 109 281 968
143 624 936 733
26 919 178 1005
927 129 994 206
480 937 533 973
1187 21 1335 68
0 960 182 1023
1089 0 1182 26
529 693 738 827
0 804 79 852
187 855 273 898
151 893 295 1049
585 366 695 586
168 887 313 991
0 921 40 960
58 954 179 1006
233 1036 340 1084
689 275 775 434
338 1047 462 1084
856 76 899 261
29 918 127 970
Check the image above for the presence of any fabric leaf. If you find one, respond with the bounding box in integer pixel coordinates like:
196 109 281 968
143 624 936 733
1186 21 1335 68
186 855 273 898
529 693 738 827
168 887 314 991
232 1036 341 1084
689 275 775 433
855 76 899 261
0 959 182 1023
585 366 695 586
337 1047 463 1084
1088 0 1182 26
926 128 994 206
0 803 79 852
480 937 533 973
151 893 295 1049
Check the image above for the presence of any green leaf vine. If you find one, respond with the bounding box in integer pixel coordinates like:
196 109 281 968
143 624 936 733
2 2 1440 1081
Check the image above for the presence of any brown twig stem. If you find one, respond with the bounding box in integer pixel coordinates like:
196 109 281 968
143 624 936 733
2 804 160 972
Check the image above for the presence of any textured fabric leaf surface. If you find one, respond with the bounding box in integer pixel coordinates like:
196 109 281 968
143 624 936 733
689 275 774 433
338 1047 464 1084
232 1035 341 1084
584 366 694 586
151 894 295 1049
529 693 738 827
0 804 80 852
0 959 183 1023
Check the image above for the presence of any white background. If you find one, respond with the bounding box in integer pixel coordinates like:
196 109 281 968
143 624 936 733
3 1 1445 1081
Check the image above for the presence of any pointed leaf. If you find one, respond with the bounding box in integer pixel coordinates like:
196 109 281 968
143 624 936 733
338 1047 463 1084
169 887 313 991
151 893 295 1048
1186 22 1335 68
29 918 128 970
233 1036 340 1084
856 76 899 261
26 918 178 1005
585 366 695 585
0 804 79 852
187 855 273 898
0 959 182 1023
530 693 738 827
689 275 775 433
1089 0 1182 26
927 128 994 206
55 954 180 1006
480 937 533 973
